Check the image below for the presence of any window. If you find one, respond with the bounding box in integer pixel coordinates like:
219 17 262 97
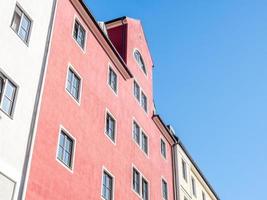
134 81 140 101
141 92 147 112
192 177 197 197
57 131 74 168
0 73 17 117
133 80 148 113
161 139 166 159
133 168 140 194
133 121 140 144
102 171 113 200
162 179 168 200
202 191 206 200
66 68 80 101
133 121 148 155
182 159 187 182
134 49 147 75
133 168 149 200
142 178 148 200
73 20 86 49
11 5 32 43
108 67 117 93
105 112 116 142
141 132 148 154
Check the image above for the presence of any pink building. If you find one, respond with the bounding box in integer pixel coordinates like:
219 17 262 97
23 0 176 199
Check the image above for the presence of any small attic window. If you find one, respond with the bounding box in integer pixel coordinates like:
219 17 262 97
134 49 147 75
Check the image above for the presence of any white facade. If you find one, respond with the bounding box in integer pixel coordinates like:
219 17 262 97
174 144 219 200
0 0 54 199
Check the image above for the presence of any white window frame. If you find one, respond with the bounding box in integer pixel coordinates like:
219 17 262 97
181 159 188 182
10 3 33 45
56 125 76 173
160 138 167 160
0 69 18 119
132 118 149 157
131 164 150 200
191 176 197 197
161 177 169 200
132 79 148 114
65 63 82 105
104 108 117 145
107 64 118 95
101 166 115 200
133 48 148 77
72 15 87 53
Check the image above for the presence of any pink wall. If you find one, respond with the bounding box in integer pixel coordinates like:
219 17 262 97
26 0 174 199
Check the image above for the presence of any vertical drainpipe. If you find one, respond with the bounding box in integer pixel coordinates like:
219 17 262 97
17 0 57 199
172 141 180 200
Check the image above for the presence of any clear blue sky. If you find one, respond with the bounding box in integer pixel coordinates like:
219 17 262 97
85 1 267 199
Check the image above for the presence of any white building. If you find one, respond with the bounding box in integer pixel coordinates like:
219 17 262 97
0 0 55 199
172 138 220 200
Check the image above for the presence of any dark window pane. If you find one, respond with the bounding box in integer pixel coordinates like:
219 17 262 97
66 69 80 101
142 133 148 154
133 169 140 194
182 160 187 181
106 114 115 141
161 139 166 158
134 50 147 74
73 20 85 49
142 178 148 200
102 172 113 200
134 81 140 101
162 180 168 200
141 92 147 112
108 68 117 92
57 131 73 168
133 122 140 144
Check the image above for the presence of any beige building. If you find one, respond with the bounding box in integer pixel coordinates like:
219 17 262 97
171 130 220 200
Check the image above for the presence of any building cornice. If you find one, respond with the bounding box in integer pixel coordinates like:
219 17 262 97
70 0 133 80
152 114 176 145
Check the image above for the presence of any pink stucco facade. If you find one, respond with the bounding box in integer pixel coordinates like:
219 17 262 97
25 0 175 199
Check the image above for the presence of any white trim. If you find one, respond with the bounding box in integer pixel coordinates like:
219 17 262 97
133 48 148 78
160 137 167 161
131 164 150 200
10 3 33 46
104 108 117 145
133 79 141 103
107 63 118 96
55 125 76 173
101 166 115 200
0 68 19 119
65 63 82 106
191 176 197 198
181 158 188 183
72 15 87 53
131 117 149 158
161 176 169 200
132 79 149 115
140 89 149 115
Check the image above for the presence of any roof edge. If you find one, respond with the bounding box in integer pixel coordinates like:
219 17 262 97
173 136 220 200
76 0 133 79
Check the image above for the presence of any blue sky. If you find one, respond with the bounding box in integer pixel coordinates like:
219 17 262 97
85 1 267 199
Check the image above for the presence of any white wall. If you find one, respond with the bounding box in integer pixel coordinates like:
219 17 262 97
0 0 54 199
176 145 218 200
